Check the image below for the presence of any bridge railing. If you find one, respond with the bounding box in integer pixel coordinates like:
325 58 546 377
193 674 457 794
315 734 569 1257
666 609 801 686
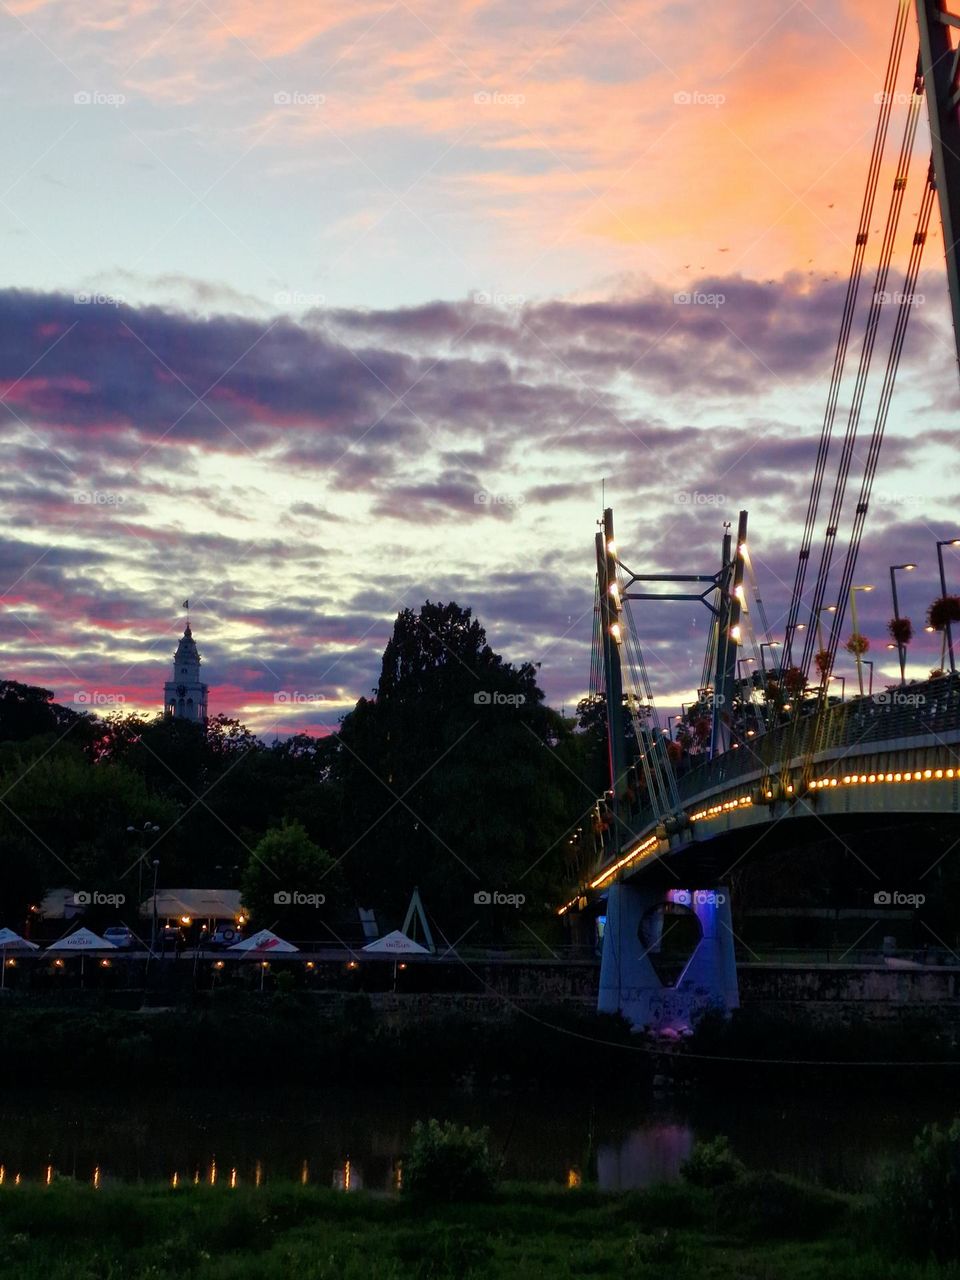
606 674 960 861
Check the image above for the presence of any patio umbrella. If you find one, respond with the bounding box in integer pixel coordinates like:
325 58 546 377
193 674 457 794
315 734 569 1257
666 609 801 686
228 928 298 989
0 928 38 989
47 927 116 988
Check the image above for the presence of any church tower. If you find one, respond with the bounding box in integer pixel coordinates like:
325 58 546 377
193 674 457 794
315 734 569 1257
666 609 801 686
164 624 209 721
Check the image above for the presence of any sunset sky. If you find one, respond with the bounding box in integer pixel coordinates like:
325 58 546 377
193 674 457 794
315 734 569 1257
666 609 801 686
2 0 959 737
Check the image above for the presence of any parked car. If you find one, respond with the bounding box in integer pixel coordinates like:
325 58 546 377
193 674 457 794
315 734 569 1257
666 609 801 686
102 925 135 949
207 925 242 949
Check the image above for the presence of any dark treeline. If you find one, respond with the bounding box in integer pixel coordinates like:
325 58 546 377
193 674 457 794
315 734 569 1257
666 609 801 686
0 601 605 939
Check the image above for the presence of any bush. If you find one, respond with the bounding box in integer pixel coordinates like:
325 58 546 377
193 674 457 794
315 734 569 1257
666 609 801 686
874 1117 960 1262
714 1171 846 1240
680 1136 744 1188
402 1119 499 1204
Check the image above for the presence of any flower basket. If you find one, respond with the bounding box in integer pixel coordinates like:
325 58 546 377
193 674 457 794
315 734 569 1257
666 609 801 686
814 648 833 678
927 596 960 631
887 616 913 645
844 633 870 657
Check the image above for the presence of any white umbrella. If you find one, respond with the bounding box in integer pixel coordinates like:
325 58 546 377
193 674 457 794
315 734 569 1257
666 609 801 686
47 928 116 951
47 927 116 989
362 929 430 955
229 929 298 954
0 928 38 990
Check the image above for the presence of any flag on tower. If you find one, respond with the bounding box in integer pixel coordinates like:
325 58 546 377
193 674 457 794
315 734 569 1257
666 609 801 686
182 599 189 609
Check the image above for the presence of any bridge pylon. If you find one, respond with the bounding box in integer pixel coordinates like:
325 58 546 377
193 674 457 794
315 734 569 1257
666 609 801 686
598 881 739 1033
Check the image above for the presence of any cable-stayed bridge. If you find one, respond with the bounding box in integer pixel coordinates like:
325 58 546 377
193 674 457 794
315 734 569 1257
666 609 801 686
561 0 960 1033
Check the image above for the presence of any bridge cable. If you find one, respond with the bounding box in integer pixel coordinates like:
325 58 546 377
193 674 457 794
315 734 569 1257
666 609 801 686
781 0 911 676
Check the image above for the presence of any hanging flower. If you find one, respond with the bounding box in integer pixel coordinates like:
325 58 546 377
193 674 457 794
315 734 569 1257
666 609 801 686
844 633 870 657
783 665 806 697
814 648 833 678
926 596 960 631
887 616 913 646
930 667 946 679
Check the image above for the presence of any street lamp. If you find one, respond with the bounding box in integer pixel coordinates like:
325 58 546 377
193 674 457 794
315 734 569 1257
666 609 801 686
889 564 915 687
936 539 960 673
127 821 160 915
849 585 874 697
759 641 780 675
150 859 160 959
830 674 846 702
863 658 874 697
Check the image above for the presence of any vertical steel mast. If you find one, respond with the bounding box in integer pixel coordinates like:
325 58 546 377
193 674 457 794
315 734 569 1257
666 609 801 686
917 0 960 375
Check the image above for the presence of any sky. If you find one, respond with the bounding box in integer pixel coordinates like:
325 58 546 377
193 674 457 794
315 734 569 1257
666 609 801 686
2 0 960 738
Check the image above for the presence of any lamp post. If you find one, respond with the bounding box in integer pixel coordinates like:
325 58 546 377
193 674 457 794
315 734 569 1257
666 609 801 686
849 585 874 697
759 641 780 676
936 539 960 674
127 821 160 924
863 659 874 697
150 859 160 958
889 564 915 686
830 674 846 702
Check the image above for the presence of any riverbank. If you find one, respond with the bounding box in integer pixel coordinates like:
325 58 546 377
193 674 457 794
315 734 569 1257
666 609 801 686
0 1175 947 1279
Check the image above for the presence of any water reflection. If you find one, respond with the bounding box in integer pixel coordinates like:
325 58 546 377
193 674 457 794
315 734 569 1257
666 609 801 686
0 1086 948 1193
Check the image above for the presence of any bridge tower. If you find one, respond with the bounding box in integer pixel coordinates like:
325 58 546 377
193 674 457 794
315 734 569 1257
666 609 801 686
594 507 739 1033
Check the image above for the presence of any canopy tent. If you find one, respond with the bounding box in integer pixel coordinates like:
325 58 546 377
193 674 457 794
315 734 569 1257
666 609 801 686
47 928 116 951
228 929 298 954
141 888 244 923
362 930 430 955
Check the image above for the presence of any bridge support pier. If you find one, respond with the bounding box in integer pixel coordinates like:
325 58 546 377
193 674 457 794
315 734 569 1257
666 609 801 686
598 883 739 1032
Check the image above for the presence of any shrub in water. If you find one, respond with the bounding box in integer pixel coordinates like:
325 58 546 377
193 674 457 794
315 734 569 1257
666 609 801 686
402 1119 498 1203
680 1136 745 1188
874 1117 960 1262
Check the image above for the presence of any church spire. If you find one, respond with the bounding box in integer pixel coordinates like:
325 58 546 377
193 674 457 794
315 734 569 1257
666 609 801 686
164 618 208 721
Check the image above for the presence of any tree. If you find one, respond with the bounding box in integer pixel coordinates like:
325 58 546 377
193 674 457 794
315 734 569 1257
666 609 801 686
239 820 338 930
335 601 582 933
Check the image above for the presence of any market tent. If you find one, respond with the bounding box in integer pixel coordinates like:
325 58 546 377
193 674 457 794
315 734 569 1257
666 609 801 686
47 928 116 951
362 930 430 955
228 929 298 954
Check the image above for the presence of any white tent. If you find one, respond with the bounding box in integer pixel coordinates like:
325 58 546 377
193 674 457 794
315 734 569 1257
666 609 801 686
47 928 116 951
362 929 430 955
0 928 38 950
228 929 298 954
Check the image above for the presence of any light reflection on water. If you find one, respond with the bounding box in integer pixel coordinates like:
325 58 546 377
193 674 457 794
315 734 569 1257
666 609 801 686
0 1086 949 1193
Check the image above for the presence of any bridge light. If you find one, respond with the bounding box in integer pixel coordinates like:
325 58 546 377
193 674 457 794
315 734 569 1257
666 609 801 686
610 622 622 643
868 774 876 783
924 769 932 778
730 625 742 642
949 769 956 778
830 778 837 786
609 581 620 600
885 773 893 781
607 539 617 557
843 775 851 784
914 771 923 780
894 773 902 781
936 769 944 778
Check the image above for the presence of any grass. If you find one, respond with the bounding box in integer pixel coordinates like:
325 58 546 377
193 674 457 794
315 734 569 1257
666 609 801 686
0 1179 956 1279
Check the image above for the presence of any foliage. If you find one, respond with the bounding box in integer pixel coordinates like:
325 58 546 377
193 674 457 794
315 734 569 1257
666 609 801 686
402 1119 499 1203
927 595 960 630
813 648 833 678
873 1117 960 1262
713 1171 847 1240
239 819 338 925
887 616 913 646
681 1135 745 1188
